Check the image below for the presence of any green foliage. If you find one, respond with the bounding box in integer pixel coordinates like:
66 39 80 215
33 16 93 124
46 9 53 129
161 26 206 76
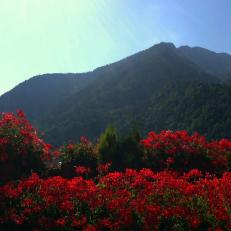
98 126 143 171
159 216 189 231
58 138 98 178
98 125 118 164
113 129 143 170
142 81 231 140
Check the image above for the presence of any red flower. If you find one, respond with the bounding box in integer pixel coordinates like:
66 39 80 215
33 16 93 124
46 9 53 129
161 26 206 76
97 162 111 174
56 218 66 226
75 166 91 175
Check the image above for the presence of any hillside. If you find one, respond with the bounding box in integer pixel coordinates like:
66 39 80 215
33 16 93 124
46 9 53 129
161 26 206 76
141 81 231 140
178 46 231 79
1 42 231 145
0 73 95 120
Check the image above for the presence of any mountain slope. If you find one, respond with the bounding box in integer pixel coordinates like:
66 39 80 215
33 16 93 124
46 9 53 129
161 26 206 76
0 73 94 120
178 46 231 79
39 43 219 144
0 42 230 145
141 81 231 140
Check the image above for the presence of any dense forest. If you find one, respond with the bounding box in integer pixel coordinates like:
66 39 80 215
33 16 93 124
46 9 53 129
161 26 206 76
141 81 231 140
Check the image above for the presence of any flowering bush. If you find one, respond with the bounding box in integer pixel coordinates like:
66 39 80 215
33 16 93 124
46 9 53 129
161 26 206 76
141 130 231 175
1 170 231 230
58 137 98 178
0 111 51 183
1 111 231 230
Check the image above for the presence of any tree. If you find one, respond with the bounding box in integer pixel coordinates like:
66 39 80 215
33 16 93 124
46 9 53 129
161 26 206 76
98 125 118 167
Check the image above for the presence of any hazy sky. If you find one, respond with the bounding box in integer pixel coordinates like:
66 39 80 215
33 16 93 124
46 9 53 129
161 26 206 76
1 0 231 96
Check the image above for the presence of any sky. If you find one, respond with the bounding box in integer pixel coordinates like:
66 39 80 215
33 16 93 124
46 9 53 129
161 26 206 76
0 0 231 96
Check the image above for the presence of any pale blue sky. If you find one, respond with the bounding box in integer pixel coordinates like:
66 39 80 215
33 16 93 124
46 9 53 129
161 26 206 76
1 0 231 95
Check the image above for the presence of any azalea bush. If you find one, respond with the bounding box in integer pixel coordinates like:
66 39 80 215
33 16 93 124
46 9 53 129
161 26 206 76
0 111 52 183
58 137 98 178
141 130 231 175
1 111 231 230
1 169 231 231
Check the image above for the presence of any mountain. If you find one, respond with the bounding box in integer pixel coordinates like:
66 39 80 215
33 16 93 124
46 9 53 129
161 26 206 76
224 73 231 84
0 42 231 145
141 81 231 139
0 73 95 121
178 46 231 80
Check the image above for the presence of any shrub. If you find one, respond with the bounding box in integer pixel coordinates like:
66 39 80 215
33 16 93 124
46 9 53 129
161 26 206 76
98 126 143 171
59 136 98 178
0 111 51 183
141 130 230 175
98 125 118 166
0 170 231 230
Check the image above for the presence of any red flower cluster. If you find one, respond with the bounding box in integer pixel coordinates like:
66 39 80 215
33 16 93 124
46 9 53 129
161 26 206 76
1 111 52 160
1 170 231 230
141 130 231 174
97 162 111 175
57 137 98 178
75 166 91 176
0 111 52 182
1 111 231 230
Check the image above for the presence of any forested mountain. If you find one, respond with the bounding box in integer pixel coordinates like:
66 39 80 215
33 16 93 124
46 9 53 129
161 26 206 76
225 74 231 84
0 73 95 120
0 42 231 145
178 46 231 79
141 81 231 140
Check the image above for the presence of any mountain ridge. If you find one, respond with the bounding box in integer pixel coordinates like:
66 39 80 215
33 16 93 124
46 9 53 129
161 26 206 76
1 42 231 145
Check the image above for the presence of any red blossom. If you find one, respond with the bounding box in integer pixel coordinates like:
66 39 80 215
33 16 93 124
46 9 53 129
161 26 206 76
0 169 231 230
0 112 231 230
55 218 66 226
97 162 111 175
75 166 91 175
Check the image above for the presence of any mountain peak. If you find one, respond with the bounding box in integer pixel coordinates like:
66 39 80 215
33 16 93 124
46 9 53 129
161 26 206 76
137 42 177 59
152 42 176 50
144 42 177 56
